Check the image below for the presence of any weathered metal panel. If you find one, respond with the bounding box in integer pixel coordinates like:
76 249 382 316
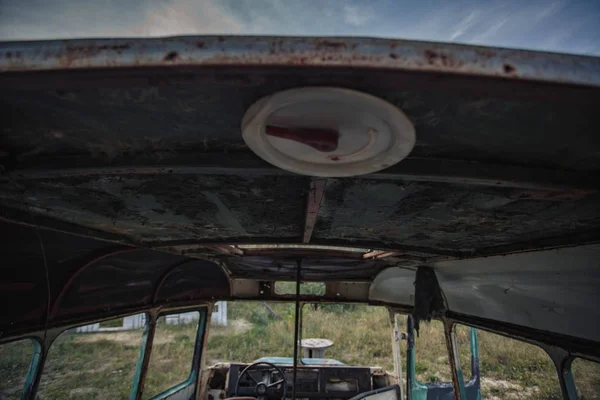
0 220 230 338
0 174 309 243
433 244 600 343
314 179 600 252
1 36 600 87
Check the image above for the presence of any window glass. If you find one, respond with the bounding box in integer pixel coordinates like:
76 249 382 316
206 302 394 372
144 311 201 399
571 358 600 399
455 324 561 399
38 313 146 399
413 320 452 383
302 303 393 371
0 338 36 400
206 302 295 364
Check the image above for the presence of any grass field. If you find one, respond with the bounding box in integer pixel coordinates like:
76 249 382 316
1 302 599 399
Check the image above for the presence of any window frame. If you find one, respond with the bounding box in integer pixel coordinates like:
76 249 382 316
35 311 149 400
449 322 479 389
0 336 41 400
142 306 208 400
449 320 567 400
1 303 211 400
565 356 600 399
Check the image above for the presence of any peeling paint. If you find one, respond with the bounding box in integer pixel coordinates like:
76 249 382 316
1 36 599 87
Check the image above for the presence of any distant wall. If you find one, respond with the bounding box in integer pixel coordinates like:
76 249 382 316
74 301 228 333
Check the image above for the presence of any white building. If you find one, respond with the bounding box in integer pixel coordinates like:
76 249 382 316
75 301 227 333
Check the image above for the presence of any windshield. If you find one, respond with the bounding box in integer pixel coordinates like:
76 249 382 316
205 301 394 371
1 0 599 56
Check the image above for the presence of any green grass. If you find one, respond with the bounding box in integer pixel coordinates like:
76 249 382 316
1 303 599 400
144 320 200 399
38 332 144 399
572 358 600 400
0 339 34 399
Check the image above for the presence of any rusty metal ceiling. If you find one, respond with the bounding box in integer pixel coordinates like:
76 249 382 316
1 35 599 269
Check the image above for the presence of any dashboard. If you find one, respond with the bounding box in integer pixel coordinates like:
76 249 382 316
222 364 381 400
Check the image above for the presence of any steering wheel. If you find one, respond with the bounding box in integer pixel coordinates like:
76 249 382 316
234 361 288 400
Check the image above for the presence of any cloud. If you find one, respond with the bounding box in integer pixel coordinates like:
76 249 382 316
343 4 373 27
0 0 598 56
136 0 243 36
449 10 480 41
0 0 245 40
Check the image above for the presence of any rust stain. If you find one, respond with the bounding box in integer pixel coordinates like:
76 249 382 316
164 51 179 62
97 44 131 52
56 44 134 67
476 48 496 58
3 37 595 87
59 46 100 67
315 39 347 50
503 63 516 74
424 49 463 68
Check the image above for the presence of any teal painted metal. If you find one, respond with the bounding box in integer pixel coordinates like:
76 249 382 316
407 345 429 400
469 329 479 371
406 316 482 400
147 308 208 400
406 315 428 400
254 356 344 366
147 380 193 400
20 338 42 400
469 329 481 400
451 327 481 400
563 360 579 400
130 313 152 400
454 328 479 400
456 369 467 400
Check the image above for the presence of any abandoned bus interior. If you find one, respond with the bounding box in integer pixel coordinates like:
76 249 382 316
1 35 599 400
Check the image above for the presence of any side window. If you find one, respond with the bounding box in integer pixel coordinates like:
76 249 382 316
144 311 203 399
455 324 561 399
405 318 481 400
38 313 146 399
413 320 452 383
454 324 475 381
571 358 600 399
0 338 38 400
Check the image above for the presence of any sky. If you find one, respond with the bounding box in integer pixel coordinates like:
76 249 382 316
1 0 599 56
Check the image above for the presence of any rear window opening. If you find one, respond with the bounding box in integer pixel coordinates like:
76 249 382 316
274 282 326 296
